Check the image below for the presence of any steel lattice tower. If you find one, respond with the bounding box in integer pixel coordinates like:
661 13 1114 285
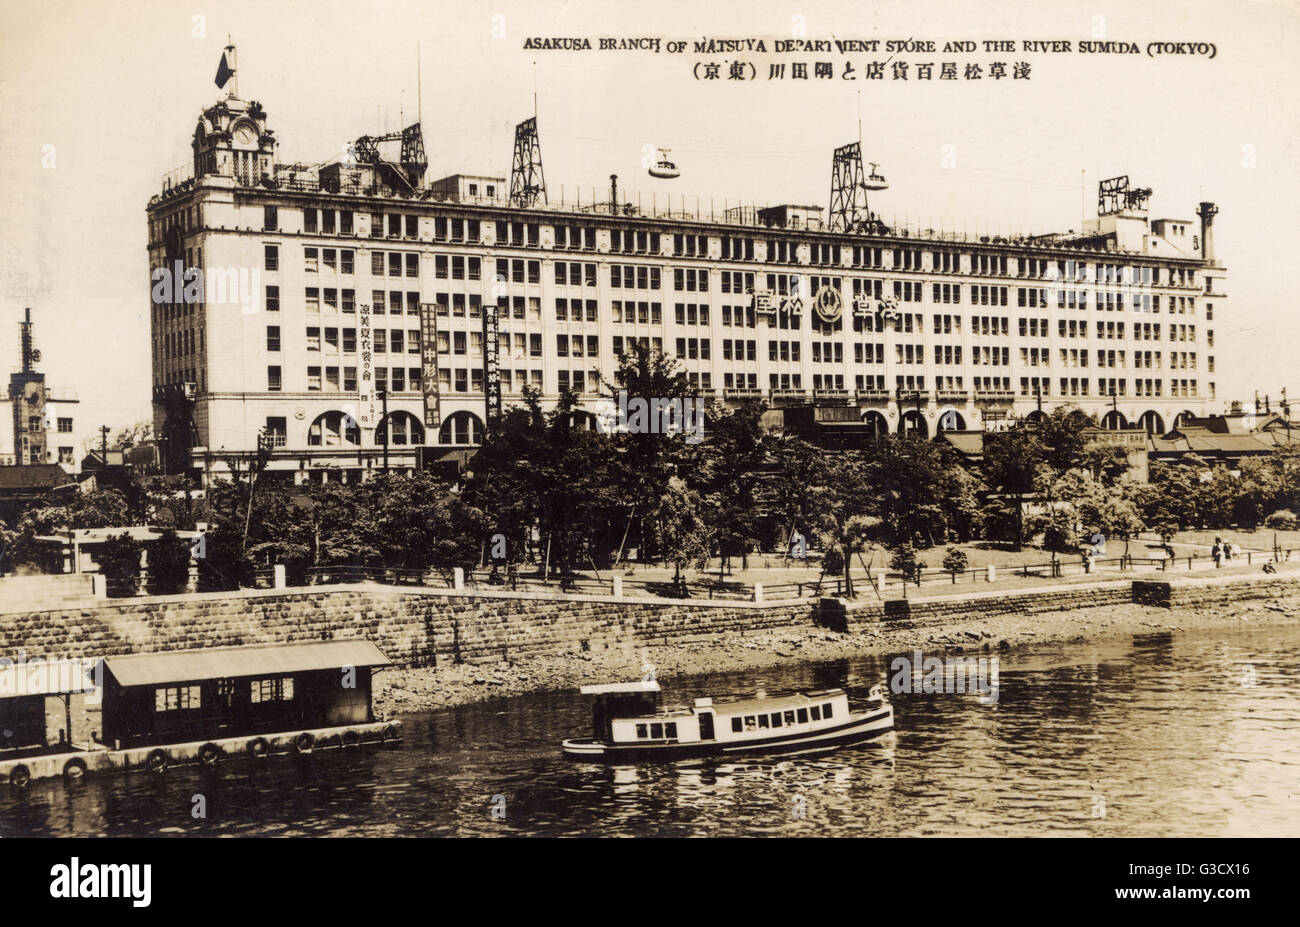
509 117 547 207
828 142 867 231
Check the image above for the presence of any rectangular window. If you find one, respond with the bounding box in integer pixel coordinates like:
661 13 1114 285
266 326 280 351
154 685 200 712
250 677 295 703
264 244 279 271
267 365 281 391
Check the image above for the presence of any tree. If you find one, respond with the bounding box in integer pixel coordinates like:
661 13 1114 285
653 476 713 584
941 546 969 577
97 533 143 597
867 434 966 547
601 343 693 562
692 400 766 574
768 435 828 553
982 430 1045 549
1035 405 1096 475
811 454 876 597
147 529 192 595
890 543 923 586
111 421 153 450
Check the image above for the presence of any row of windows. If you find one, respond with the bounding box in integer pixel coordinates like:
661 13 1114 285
728 701 834 733
154 678 294 712
258 287 1213 347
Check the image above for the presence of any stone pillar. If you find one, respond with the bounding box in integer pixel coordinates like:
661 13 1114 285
274 564 287 589
453 567 465 590
876 570 887 594
612 575 623 598
986 564 996 583
91 573 107 599
753 582 764 603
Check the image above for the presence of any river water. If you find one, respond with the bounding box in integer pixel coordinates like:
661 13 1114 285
2 625 1298 837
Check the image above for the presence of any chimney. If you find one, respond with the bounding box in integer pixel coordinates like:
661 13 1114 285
609 174 618 216
1197 201 1218 261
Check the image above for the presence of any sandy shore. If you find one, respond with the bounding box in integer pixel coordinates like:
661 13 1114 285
373 588 1300 716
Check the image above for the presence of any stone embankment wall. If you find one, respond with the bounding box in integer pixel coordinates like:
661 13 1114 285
1 572 1295 668
0 586 810 666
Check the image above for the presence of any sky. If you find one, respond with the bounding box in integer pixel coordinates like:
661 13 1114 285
1 0 1297 434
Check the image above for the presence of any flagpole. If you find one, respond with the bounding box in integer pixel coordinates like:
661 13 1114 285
226 37 238 99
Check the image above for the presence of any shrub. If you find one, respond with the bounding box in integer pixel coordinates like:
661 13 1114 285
97 533 142 597
821 548 845 577
1264 509 1298 531
941 546 968 574
890 543 922 584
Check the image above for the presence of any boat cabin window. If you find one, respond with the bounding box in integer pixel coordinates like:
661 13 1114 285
744 716 757 731
811 706 821 721
635 722 678 740
822 703 832 718
731 717 743 733
154 685 200 712
771 712 783 727
784 710 795 725
797 708 809 723
758 715 769 729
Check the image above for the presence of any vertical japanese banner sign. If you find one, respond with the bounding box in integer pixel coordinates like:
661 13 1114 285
420 302 440 431
359 302 375 429
483 299 502 429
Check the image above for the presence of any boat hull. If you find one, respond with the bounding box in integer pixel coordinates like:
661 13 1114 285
563 706 893 761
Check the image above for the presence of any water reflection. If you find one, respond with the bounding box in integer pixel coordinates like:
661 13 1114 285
2 626 1298 837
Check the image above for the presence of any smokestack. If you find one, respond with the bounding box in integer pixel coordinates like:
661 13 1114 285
1197 201 1218 261
610 174 618 216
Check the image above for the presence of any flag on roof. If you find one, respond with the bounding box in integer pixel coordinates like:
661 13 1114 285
215 51 233 89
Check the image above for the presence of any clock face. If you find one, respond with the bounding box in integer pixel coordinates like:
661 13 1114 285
233 124 257 146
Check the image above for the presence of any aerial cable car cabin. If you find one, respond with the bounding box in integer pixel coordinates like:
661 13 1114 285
648 147 679 179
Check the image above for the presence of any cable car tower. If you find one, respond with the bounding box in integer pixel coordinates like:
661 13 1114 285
828 141 889 234
509 116 547 207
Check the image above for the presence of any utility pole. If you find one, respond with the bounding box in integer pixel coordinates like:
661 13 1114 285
1035 383 1043 417
380 389 389 473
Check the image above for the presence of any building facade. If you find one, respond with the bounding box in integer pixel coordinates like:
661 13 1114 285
0 309 86 472
147 90 1226 484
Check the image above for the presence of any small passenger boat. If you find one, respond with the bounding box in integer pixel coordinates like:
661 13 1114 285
562 680 893 761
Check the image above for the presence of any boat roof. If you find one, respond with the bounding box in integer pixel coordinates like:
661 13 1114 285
102 639 392 688
711 688 845 715
579 680 661 696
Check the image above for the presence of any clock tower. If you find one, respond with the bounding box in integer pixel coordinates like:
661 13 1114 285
192 96 276 186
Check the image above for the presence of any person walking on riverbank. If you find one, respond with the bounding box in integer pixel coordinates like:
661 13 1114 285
1213 539 1223 567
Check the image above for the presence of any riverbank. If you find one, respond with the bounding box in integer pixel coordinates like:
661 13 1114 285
373 583 1300 716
